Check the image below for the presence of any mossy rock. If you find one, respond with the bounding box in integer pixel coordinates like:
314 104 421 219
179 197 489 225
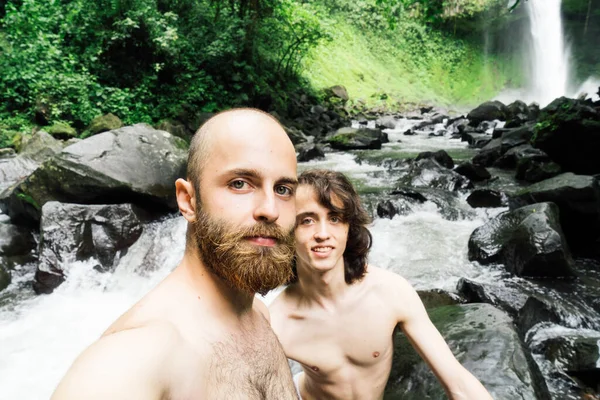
46 121 77 140
86 113 123 136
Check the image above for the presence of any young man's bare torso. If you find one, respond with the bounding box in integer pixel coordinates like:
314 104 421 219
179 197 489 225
52 109 299 400
271 265 410 400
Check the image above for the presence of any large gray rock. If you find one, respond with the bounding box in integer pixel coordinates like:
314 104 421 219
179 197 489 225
468 202 575 278
34 201 144 294
0 124 188 224
384 303 546 400
0 154 38 193
509 173 600 258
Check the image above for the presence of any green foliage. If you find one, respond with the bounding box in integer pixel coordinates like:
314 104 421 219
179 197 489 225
302 7 521 108
0 0 330 140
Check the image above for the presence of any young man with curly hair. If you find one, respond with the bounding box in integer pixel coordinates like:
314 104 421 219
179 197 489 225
269 169 493 400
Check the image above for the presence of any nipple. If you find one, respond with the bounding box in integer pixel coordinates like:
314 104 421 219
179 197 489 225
373 351 380 358
311 366 319 372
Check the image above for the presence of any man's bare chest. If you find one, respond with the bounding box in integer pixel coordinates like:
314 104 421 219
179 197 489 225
170 329 297 400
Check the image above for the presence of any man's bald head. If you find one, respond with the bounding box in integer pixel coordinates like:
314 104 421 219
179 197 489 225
186 108 289 189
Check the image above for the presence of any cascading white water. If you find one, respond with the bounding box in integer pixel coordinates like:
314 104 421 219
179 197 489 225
525 0 571 106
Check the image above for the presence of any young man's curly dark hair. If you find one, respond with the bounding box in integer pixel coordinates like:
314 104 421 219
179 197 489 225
290 169 372 284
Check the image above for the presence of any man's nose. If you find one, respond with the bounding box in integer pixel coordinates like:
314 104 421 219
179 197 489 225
253 189 279 223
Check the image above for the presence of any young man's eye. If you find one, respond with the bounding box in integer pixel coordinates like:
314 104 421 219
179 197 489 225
301 218 314 225
230 180 248 190
330 216 341 223
275 185 293 196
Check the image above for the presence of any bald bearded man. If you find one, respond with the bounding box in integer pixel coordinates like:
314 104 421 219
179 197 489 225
52 109 300 400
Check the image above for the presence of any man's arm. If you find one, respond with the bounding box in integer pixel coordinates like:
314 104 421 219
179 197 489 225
390 275 493 400
51 324 178 400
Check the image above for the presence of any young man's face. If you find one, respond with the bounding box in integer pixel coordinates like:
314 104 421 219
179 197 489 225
294 184 349 273
191 113 298 294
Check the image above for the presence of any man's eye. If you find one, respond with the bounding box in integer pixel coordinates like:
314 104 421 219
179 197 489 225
230 180 248 190
301 218 314 225
330 216 340 223
276 185 292 196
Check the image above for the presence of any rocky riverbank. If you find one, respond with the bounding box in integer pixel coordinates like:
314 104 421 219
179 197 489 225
1 85 600 399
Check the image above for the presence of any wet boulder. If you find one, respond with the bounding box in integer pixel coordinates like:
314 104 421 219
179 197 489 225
509 173 600 259
34 201 145 294
0 223 35 257
493 144 547 170
466 189 506 208
0 124 188 225
396 158 473 192
376 200 399 219
468 202 575 278
415 150 454 169
326 127 388 150
516 157 562 183
467 101 509 126
472 138 503 167
385 303 545 400
375 115 397 130
532 333 600 390
455 162 491 182
0 259 10 291
499 124 535 153
457 278 528 317
507 100 530 121
531 97 600 174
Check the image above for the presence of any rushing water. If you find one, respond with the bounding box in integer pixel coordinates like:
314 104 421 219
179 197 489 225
0 119 545 399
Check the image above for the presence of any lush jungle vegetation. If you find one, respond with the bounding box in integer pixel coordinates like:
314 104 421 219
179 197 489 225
0 0 597 148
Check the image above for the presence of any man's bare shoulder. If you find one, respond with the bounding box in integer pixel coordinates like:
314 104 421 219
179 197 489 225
52 322 185 400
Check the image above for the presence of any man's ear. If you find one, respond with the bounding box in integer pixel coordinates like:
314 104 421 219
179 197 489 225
175 178 197 222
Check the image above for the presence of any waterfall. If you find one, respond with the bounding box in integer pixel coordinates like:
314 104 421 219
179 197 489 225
525 0 571 106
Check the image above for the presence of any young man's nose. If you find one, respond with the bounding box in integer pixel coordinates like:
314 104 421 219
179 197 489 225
314 222 331 240
253 189 279 223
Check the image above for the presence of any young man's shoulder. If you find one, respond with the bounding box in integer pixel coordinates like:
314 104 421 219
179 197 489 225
364 265 413 291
